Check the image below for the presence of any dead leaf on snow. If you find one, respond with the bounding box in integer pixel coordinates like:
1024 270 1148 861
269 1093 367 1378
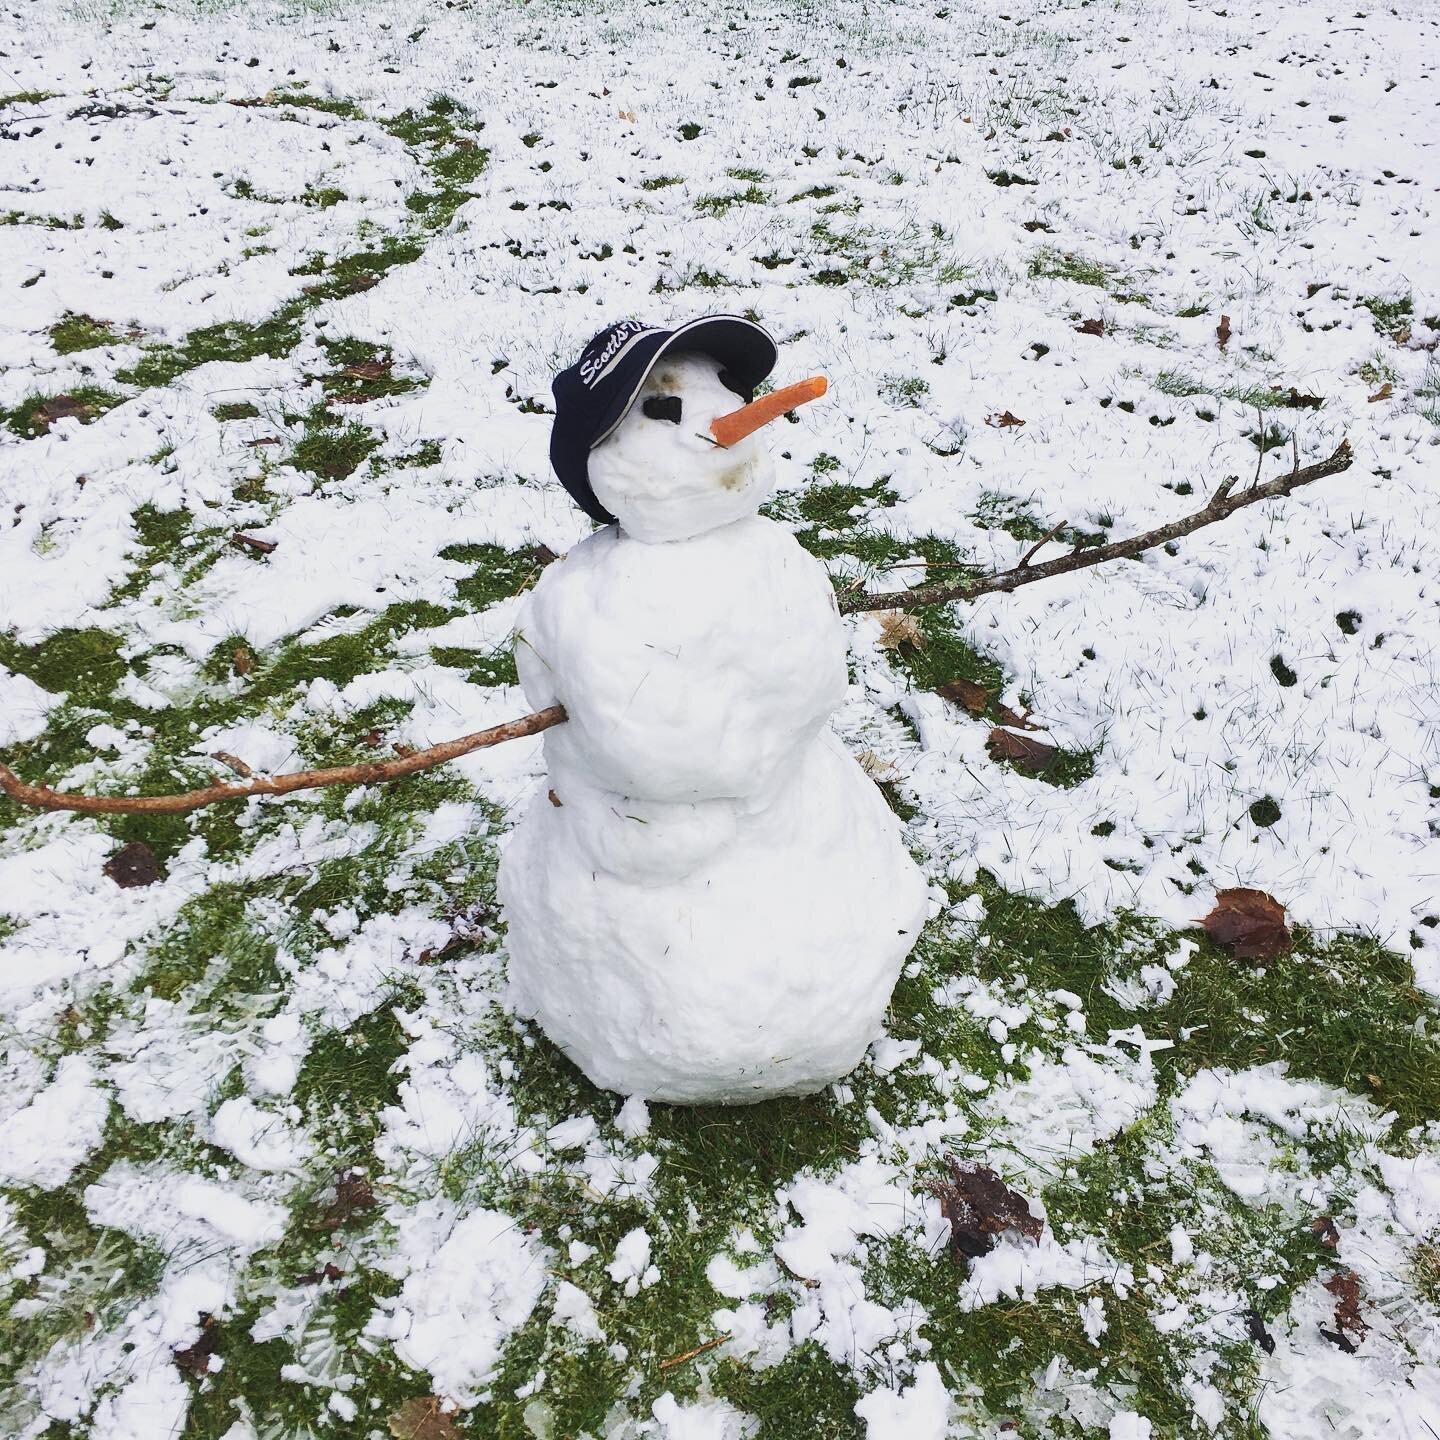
1216 313 1232 351
1311 1215 1340 1250
173 1315 221 1378
1199 886 1291 961
340 358 392 381
1282 387 1324 410
389 1396 463 1440
1322 1269 1368 1351
986 727 1059 773
233 644 255 676
1074 318 1106 336
857 749 901 782
321 1170 376 1230
1367 382 1393 402
936 678 990 714
926 1160 1042 1263
876 610 926 651
985 410 1026 428
31 395 94 433
103 840 164 889
996 703 1043 732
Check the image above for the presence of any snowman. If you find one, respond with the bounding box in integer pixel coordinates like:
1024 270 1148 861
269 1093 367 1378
498 316 928 1104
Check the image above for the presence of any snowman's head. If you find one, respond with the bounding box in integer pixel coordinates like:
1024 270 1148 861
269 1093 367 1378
588 352 825 543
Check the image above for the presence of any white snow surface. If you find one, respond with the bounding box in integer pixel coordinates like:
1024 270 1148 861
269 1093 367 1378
1 0 1439 1436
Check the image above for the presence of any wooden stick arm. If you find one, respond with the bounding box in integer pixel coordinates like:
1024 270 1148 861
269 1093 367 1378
0 439 1354 818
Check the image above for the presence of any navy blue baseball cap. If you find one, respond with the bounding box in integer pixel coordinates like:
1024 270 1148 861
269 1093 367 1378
549 315 778 524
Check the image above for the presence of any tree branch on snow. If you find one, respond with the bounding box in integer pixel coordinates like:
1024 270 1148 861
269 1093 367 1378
0 439 1352 817
0 705 568 816
839 438 1352 614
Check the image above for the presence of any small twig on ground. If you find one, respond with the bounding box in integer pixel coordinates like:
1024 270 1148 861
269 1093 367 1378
0 705 567 816
230 531 278 555
1016 519 1068 569
211 751 254 778
657 1335 730 1371
840 439 1352 614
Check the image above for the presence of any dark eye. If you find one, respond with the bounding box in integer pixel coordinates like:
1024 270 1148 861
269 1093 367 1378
718 368 753 402
642 395 683 424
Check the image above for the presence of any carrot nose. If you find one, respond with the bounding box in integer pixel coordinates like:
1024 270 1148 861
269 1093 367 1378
710 375 828 447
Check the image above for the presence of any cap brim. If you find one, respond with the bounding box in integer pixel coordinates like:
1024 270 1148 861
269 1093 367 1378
590 315 778 448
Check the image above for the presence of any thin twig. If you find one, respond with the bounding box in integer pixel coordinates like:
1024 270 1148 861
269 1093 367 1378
211 751 254 778
840 439 1352 614
0 705 567 816
658 1335 730 1371
1016 519 1068 569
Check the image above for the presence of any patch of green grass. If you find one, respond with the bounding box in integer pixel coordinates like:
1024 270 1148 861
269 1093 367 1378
3 386 126 437
117 313 305 390
880 375 929 408
962 877 1440 1134
213 401 261 421
0 209 83 229
48 313 117 354
695 185 769 216
1357 293 1412 337
0 90 54 106
291 406 381 482
640 175 684 190
1153 370 1288 409
1030 246 1149 303
269 89 366 121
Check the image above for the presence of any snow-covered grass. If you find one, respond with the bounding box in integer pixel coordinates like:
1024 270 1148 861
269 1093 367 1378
2 0 1439 1436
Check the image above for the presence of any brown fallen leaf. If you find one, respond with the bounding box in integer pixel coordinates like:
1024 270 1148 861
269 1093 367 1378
985 410 1026 428
230 531 277 555
173 1315 221 1378
1311 1216 1340 1250
1216 313 1232 351
926 1160 1042 1263
1367 382 1393 403
987 727 1059 773
1323 1269 1367 1351
340 358 392 381
996 703 1043 732
103 841 164 889
856 749 901 782
31 395 94 434
1200 887 1291 961
389 1396 463 1440
1074 318 1106 337
321 1170 376 1230
233 644 255 677
547 788 564 807
1283 387 1324 410
877 610 926 651
532 542 560 567
243 436 283 447
211 751 254 779
937 678 990 714
297 1261 344 1285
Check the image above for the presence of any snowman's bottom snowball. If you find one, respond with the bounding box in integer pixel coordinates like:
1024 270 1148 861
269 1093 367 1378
499 735 928 1104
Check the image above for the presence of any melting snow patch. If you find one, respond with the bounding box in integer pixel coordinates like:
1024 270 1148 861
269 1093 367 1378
383 1199 549 1408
